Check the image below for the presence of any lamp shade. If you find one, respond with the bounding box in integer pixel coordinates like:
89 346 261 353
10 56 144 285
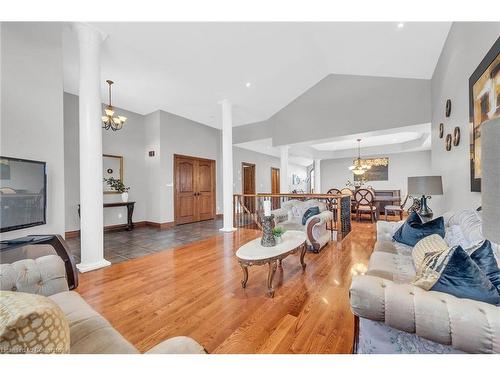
481 118 500 244
407 176 443 196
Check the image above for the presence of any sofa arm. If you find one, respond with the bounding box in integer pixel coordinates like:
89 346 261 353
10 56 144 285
271 208 288 224
0 255 69 297
350 275 500 354
145 336 207 354
306 210 333 251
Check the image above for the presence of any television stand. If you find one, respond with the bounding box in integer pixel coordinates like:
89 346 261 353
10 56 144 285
0 235 78 290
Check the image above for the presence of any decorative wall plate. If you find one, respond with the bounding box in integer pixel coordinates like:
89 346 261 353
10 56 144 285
445 134 452 151
453 126 460 146
439 123 444 138
445 99 452 117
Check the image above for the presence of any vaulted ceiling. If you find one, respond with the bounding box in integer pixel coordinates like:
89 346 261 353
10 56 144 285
63 22 451 128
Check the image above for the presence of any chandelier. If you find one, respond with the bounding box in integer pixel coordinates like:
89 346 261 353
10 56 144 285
349 139 371 176
102 80 127 131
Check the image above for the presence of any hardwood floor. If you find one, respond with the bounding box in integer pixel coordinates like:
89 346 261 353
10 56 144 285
76 221 376 354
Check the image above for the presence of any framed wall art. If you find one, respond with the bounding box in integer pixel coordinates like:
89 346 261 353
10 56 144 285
469 37 500 192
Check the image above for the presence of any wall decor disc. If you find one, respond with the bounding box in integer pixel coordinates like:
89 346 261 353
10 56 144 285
439 123 444 138
445 134 452 151
445 99 452 117
453 126 460 146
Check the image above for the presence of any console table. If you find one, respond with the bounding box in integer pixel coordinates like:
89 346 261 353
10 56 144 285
78 201 136 231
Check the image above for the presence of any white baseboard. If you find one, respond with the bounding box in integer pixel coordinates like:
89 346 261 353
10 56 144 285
219 227 237 232
76 259 112 273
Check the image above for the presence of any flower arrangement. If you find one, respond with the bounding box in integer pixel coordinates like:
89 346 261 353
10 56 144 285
103 177 130 193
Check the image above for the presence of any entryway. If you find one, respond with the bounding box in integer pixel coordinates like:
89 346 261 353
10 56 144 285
271 167 280 209
174 154 216 225
242 162 256 213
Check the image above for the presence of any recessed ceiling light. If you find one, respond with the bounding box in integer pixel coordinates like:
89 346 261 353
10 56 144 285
245 82 252 88
397 23 405 29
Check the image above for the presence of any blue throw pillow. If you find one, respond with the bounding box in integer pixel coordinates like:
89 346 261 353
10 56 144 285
469 240 500 293
302 206 320 225
393 212 445 247
430 246 500 305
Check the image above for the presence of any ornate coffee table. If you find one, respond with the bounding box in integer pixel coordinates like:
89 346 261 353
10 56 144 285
235 230 307 297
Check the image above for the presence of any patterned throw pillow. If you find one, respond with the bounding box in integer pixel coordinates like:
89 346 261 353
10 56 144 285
302 206 320 225
412 234 449 274
413 246 500 305
0 291 70 354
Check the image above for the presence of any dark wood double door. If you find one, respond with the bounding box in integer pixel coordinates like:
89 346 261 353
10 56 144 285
174 155 216 225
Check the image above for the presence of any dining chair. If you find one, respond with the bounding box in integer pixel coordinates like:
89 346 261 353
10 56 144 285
354 188 377 222
384 195 410 221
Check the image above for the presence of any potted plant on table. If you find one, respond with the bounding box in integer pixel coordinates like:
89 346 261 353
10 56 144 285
103 177 130 202
272 226 285 244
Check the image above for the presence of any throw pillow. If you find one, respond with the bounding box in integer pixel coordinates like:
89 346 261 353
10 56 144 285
468 240 500 292
393 212 445 247
413 246 500 305
0 291 70 354
412 234 449 274
302 206 320 225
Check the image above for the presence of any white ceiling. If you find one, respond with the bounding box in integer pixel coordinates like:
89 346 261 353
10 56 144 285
312 131 423 151
235 123 431 163
63 22 451 128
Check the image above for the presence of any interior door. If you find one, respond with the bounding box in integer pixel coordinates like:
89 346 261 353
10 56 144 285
242 163 256 213
174 155 216 225
197 159 215 221
271 167 280 209
175 157 197 224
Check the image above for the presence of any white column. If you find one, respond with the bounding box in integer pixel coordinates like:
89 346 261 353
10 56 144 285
280 146 289 193
314 159 322 193
73 23 110 272
220 99 236 232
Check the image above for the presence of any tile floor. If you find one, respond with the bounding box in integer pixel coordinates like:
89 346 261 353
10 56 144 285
67 218 223 264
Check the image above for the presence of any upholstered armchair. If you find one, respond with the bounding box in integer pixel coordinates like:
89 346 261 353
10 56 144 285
271 199 333 252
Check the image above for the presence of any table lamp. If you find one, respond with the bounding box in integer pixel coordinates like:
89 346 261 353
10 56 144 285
482 118 500 244
407 175 443 219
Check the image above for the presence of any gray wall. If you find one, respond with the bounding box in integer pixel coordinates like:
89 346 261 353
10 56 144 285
1 22 65 239
270 74 431 146
233 146 307 194
321 150 433 200
157 110 223 223
431 22 500 214
64 93 148 232
233 121 272 144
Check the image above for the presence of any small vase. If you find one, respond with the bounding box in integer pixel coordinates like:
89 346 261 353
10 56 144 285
121 192 129 202
275 236 282 244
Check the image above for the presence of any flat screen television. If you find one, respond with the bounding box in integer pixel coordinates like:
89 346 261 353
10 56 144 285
0 156 47 233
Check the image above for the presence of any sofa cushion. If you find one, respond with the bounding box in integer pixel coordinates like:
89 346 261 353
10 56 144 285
414 246 500 305
468 240 500 292
412 234 449 274
0 291 70 354
49 291 138 354
0 255 69 297
393 212 445 247
302 206 319 225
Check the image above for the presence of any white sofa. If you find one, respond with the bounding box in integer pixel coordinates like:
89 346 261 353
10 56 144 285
0 254 206 354
271 199 333 252
350 209 500 354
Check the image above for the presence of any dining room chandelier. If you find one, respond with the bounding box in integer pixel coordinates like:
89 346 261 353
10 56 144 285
349 139 371 176
102 80 127 131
